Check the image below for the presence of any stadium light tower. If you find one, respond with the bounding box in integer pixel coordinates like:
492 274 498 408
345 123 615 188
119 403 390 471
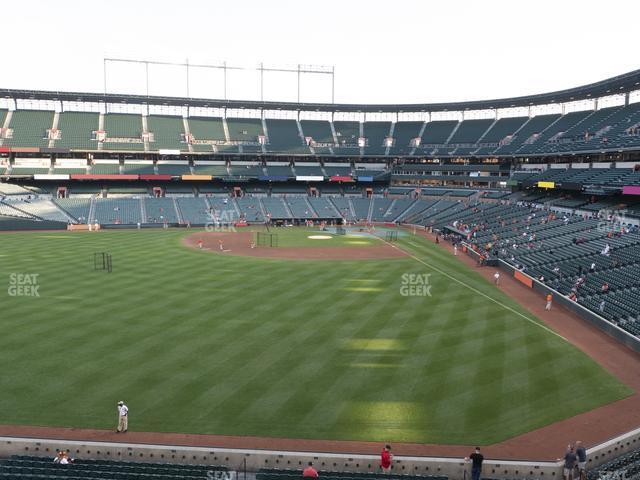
104 57 335 103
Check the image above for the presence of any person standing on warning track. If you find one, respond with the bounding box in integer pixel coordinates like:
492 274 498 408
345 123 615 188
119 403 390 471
493 271 500 285
218 239 224 251
465 447 484 480
546 293 553 311
116 401 128 433
380 445 392 473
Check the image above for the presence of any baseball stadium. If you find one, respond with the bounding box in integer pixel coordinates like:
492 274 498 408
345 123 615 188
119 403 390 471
2 3 640 480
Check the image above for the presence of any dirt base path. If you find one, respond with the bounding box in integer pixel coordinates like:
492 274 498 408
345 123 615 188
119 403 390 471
182 230 407 260
1 229 638 461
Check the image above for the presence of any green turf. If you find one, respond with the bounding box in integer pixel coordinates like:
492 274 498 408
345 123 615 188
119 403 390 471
0 228 632 445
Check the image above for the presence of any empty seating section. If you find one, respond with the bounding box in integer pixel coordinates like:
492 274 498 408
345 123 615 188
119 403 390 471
93 198 142 224
226 118 263 143
236 197 265 222
265 165 293 177
266 119 307 153
448 119 493 144
0 455 226 480
0 201 34 218
370 197 394 221
389 121 423 155
351 198 371 221
91 163 120 174
103 113 143 150
157 164 191 175
284 197 315 218
334 121 360 146
10 167 50 175
384 197 416 221
122 163 155 174
419 121 458 146
308 197 341 219
175 197 211 224
0 109 6 128
147 115 186 151
257 468 446 480
300 120 334 145
229 164 262 178
294 164 324 176
192 164 229 177
522 110 592 149
478 116 528 144
363 122 391 155
54 198 91 222
494 114 559 154
56 112 99 149
188 117 226 152
332 121 359 155
3 199 69 222
324 165 352 177
4 110 54 147
144 197 179 223
261 197 291 218
329 197 355 221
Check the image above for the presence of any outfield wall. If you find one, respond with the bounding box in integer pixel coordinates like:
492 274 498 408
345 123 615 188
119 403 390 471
2 428 640 479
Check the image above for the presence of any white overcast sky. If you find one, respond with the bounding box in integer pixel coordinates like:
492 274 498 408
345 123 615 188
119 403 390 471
3 0 639 105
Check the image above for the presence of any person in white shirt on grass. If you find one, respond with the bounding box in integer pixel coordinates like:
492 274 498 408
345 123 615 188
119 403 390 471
116 401 128 433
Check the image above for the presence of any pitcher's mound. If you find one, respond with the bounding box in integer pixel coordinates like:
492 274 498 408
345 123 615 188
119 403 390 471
183 231 406 260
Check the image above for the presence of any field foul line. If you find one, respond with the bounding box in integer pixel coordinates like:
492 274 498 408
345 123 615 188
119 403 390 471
388 238 569 343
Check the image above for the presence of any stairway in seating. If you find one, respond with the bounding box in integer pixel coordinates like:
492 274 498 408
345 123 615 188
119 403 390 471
393 199 418 223
48 112 60 148
88 197 97 224
282 197 294 218
140 198 147 223
444 121 462 144
383 199 397 218
304 196 318 218
366 197 375 222
172 197 184 224
183 117 194 153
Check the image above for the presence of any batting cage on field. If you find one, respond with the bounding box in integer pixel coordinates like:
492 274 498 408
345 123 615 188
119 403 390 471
256 232 278 247
385 231 398 242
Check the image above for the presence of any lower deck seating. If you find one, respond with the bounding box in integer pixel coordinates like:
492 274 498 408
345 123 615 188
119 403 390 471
258 468 447 480
93 198 142 225
54 198 91 223
144 198 179 223
175 197 211 224
0 455 227 480
236 197 265 222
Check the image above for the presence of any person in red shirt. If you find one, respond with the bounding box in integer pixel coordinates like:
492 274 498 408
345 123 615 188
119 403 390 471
303 462 318 478
380 445 392 473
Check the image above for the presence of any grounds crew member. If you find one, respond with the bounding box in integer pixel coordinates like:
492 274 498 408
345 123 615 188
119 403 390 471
116 401 128 433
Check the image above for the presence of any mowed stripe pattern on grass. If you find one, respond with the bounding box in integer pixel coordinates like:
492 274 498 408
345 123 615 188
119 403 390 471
0 229 631 445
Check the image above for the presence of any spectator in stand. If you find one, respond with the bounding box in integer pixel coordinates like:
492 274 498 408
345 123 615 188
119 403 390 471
303 462 318 478
380 445 392 473
560 446 578 480
575 441 587 480
465 447 484 480
601 282 609 293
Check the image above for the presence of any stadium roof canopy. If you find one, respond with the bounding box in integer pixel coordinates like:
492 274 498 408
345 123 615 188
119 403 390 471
1 69 639 114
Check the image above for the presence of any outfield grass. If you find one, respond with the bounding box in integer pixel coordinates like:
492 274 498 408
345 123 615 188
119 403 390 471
0 228 632 445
